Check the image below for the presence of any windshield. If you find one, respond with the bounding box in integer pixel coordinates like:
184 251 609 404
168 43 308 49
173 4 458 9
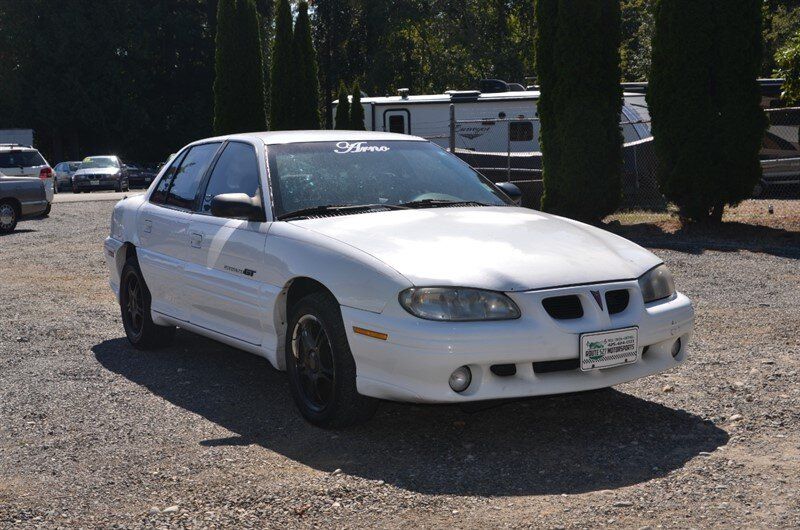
0 151 46 167
79 156 119 169
267 141 510 217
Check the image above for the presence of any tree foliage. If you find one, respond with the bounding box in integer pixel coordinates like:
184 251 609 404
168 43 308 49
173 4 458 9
775 29 800 105
269 0 295 131
536 0 623 223
292 1 321 129
648 0 768 223
349 82 365 130
334 81 351 130
213 0 267 135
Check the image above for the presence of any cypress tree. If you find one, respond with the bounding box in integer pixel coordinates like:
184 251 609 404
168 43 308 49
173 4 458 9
293 1 321 129
269 0 295 130
536 0 623 222
349 82 366 130
649 0 767 222
334 81 351 129
213 0 267 135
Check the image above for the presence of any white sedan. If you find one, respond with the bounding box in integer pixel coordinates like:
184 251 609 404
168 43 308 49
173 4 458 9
104 131 694 427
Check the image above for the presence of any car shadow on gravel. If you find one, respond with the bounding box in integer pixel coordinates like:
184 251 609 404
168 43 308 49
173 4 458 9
607 221 800 259
94 332 728 497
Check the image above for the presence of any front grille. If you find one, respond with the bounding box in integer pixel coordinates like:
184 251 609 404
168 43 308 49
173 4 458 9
605 289 630 315
533 358 580 374
542 295 583 320
490 364 517 377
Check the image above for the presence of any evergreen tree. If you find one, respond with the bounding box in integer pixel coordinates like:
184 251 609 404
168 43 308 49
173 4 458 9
536 0 623 222
269 0 295 130
214 0 267 135
293 1 321 129
334 81 351 129
349 81 365 130
648 0 767 222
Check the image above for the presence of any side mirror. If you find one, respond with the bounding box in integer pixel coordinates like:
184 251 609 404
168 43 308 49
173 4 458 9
210 193 264 221
495 181 523 204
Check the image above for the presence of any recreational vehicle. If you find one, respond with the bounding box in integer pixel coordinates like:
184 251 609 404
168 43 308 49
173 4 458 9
334 81 652 154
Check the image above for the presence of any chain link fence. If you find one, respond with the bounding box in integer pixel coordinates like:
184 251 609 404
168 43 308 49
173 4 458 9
421 108 800 217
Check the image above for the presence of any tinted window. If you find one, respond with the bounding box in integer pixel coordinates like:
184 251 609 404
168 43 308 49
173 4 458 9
388 115 405 133
509 121 534 142
150 152 185 204
0 151 46 167
165 143 221 209
268 141 509 217
200 142 261 214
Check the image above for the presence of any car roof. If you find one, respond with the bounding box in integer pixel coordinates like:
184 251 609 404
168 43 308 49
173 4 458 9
192 130 428 146
0 145 37 152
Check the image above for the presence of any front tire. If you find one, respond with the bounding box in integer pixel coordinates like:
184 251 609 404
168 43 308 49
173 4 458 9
120 256 176 349
285 291 378 428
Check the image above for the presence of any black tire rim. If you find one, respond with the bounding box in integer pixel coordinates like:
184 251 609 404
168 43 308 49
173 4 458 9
123 271 144 338
0 204 15 230
291 314 335 413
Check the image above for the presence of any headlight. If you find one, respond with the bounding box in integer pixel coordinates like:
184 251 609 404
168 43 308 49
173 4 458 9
638 264 675 303
398 287 521 321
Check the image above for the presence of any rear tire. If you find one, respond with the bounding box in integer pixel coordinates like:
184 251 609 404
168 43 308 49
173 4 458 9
285 291 378 428
0 201 18 233
119 256 176 349
41 203 51 217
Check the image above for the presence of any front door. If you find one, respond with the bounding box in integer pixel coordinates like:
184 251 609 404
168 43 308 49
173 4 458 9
184 141 271 345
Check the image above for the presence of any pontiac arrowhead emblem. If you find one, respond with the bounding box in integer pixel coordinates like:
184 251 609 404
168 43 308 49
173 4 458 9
590 290 604 310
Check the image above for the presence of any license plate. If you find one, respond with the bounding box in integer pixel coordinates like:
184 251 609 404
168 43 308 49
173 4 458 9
580 327 638 371
90 179 100 185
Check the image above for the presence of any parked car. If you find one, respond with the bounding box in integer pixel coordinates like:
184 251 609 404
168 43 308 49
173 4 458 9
53 161 81 192
0 172 49 233
124 163 157 189
0 144 54 213
72 155 129 193
104 131 694 427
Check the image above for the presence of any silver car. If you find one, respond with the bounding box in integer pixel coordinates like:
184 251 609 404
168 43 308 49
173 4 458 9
54 161 81 192
0 144 54 207
0 172 48 233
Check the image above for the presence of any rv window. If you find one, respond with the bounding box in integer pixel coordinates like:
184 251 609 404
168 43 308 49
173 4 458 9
388 115 406 134
509 121 534 142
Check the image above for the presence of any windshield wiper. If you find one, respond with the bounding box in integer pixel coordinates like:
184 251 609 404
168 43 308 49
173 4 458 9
277 203 408 221
398 199 491 209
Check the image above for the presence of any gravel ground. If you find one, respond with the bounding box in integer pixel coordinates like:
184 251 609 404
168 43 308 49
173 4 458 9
1 201 799 529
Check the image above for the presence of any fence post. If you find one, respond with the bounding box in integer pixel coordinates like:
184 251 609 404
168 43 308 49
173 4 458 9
507 121 512 181
449 104 456 153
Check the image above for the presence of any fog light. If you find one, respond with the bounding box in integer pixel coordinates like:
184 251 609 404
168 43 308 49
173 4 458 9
449 366 472 393
671 338 682 358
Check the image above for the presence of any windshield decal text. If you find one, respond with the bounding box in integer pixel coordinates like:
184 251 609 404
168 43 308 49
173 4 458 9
334 141 391 154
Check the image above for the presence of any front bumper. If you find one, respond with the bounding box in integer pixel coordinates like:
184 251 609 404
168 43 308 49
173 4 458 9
343 280 694 403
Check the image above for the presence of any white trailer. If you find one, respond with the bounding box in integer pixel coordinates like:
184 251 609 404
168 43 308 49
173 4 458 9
0 129 34 147
335 89 651 154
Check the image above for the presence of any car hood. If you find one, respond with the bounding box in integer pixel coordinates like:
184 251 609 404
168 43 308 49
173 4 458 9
287 207 661 292
74 168 119 176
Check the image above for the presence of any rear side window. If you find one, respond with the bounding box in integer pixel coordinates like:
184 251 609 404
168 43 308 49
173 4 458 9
199 142 261 214
163 143 221 209
150 152 184 204
0 150 46 167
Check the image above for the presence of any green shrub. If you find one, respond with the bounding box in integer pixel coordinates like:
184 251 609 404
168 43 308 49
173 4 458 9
293 1 321 129
648 0 767 222
334 81 351 129
350 81 365 130
536 0 623 223
213 0 267 135
269 0 295 131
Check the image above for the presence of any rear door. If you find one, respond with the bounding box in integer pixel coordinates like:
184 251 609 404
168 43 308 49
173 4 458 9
136 142 222 321
184 140 271 345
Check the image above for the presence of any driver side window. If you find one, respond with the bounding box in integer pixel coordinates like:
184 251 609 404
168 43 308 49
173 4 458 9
200 142 262 215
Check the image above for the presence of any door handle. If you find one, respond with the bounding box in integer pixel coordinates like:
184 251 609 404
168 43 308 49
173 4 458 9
190 232 203 248
143 219 152 233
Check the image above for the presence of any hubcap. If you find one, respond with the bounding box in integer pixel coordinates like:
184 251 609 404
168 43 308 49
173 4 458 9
124 273 144 335
0 204 14 229
291 315 335 412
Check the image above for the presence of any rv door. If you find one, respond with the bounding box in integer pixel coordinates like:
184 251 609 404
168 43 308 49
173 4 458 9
383 110 410 135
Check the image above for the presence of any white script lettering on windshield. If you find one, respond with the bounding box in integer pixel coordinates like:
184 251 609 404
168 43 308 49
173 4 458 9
334 141 391 154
